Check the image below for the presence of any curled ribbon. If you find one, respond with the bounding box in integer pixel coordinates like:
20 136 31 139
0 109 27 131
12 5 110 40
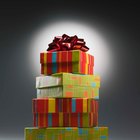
47 34 89 52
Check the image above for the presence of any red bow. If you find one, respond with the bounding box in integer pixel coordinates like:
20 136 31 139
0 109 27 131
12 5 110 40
47 34 89 52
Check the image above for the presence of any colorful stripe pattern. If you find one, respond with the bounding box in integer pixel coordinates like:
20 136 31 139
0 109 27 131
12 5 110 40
40 50 94 75
41 63 93 75
36 73 100 88
40 50 94 65
25 127 108 140
32 98 98 113
33 112 98 128
37 86 99 99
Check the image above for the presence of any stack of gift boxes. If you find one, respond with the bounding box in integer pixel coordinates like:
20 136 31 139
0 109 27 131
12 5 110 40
24 36 108 140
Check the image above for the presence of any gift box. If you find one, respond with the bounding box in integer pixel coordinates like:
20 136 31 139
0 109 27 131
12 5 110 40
32 98 98 113
40 50 94 75
33 112 98 128
36 73 100 99
36 73 100 88
41 63 93 75
25 127 108 140
37 86 99 99
40 50 94 65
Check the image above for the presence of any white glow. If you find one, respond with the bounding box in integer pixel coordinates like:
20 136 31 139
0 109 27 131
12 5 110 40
29 20 112 81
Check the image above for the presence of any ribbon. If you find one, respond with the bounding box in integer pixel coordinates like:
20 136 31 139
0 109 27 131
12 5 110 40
47 34 89 52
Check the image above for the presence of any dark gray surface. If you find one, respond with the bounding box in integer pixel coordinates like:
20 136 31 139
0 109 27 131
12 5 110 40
0 1 140 140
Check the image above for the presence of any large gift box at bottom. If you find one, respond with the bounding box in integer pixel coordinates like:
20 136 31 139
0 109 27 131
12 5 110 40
25 127 108 140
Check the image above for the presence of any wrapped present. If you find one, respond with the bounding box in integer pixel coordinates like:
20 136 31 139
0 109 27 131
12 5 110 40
25 127 108 140
37 86 99 99
41 63 93 75
40 50 94 75
33 112 98 128
32 98 98 113
36 73 100 88
40 50 94 65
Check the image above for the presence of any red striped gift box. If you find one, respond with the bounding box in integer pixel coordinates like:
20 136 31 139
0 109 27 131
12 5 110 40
33 112 98 128
41 63 94 75
32 98 98 113
40 50 94 75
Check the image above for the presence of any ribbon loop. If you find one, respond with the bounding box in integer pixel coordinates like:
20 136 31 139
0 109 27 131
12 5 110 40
47 34 89 52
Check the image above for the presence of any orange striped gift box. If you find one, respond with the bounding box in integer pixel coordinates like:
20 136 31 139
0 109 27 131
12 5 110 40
32 98 98 113
40 50 94 75
33 112 98 128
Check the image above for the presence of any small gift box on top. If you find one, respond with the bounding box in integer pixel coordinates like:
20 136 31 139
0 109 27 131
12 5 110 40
40 50 94 75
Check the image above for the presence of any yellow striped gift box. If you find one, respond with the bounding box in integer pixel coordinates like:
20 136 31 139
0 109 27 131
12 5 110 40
25 127 108 140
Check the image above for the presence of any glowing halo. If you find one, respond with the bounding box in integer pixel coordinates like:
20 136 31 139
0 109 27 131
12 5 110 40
29 20 113 82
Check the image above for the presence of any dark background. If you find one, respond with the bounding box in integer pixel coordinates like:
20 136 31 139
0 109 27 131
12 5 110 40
0 1 140 140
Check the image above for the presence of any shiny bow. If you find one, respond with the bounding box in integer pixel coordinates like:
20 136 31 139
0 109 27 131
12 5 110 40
47 34 89 52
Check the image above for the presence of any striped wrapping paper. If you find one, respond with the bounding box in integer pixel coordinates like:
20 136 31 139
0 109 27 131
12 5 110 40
37 86 99 99
33 112 98 128
36 73 100 88
40 50 94 75
40 50 94 65
25 127 108 140
41 63 94 75
32 98 98 113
